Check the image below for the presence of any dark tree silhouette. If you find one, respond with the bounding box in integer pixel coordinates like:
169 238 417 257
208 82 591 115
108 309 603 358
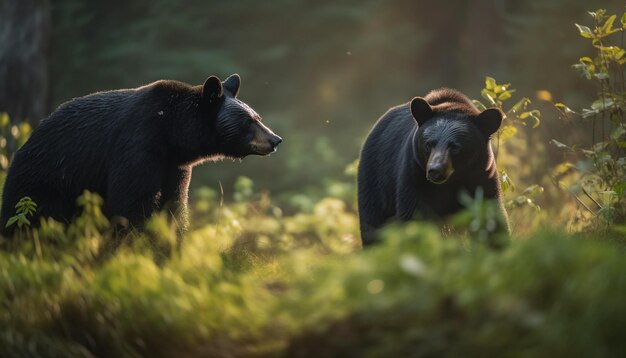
0 0 50 126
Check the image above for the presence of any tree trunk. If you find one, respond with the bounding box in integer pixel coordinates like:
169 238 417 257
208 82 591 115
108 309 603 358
0 0 50 126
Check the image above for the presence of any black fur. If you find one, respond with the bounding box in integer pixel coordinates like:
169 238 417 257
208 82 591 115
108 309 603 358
0 74 282 234
357 88 509 245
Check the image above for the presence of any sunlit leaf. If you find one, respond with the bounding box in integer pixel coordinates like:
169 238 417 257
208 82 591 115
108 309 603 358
509 98 530 114
555 103 577 115
522 184 544 196
472 100 487 111
499 124 517 142
575 24 594 39
611 126 626 140
600 15 617 36
582 108 599 118
498 91 512 101
519 110 540 127
590 98 615 111
481 89 496 105
500 170 515 193
529 113 541 128
594 72 609 79
552 162 576 177
485 77 496 91
550 139 571 150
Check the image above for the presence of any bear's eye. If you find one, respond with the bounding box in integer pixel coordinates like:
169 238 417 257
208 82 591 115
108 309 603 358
424 141 436 150
449 142 461 153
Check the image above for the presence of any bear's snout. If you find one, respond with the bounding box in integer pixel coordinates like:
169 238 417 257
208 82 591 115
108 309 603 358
249 121 282 156
426 149 454 184
270 136 283 148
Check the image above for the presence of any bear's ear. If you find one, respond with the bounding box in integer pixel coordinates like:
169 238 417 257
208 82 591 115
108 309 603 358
473 108 504 138
410 97 433 126
202 76 224 104
223 74 241 97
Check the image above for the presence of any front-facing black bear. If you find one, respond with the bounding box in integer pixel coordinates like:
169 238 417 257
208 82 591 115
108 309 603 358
0 74 282 235
358 88 509 245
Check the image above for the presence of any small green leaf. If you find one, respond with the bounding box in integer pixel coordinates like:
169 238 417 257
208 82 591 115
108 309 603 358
509 98 531 114
590 98 615 111
481 89 496 105
5 216 18 228
529 114 541 128
485 77 496 90
555 103 577 115
472 100 487 111
552 162 576 177
498 91 512 101
575 24 595 39
600 15 617 36
611 126 626 140
550 139 571 149
500 170 515 193
522 184 544 196
582 108 599 118
18 217 31 227
621 11 626 27
499 124 517 142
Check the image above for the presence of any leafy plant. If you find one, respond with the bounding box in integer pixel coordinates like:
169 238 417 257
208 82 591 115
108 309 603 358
473 77 544 212
452 187 510 249
554 8 626 228
0 112 32 191
5 196 37 229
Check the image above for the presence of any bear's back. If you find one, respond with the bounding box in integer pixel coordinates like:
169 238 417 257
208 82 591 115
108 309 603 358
4 83 175 205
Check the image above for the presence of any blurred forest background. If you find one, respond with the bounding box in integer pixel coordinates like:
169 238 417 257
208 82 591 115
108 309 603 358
2 0 623 203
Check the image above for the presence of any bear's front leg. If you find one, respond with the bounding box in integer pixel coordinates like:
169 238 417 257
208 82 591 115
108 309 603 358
395 176 438 222
160 165 192 233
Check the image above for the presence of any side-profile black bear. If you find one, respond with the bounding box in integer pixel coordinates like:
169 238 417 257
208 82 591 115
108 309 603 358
358 88 509 245
0 74 282 235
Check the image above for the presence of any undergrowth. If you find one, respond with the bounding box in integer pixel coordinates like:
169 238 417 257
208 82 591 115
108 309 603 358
0 192 624 357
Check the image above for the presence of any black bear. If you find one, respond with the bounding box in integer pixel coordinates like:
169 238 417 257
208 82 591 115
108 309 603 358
358 88 509 245
0 74 282 235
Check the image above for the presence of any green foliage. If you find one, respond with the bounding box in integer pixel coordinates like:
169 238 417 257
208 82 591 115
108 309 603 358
451 188 510 249
283 226 626 357
1 195 625 356
0 113 31 190
5 196 37 229
554 8 626 228
473 77 544 213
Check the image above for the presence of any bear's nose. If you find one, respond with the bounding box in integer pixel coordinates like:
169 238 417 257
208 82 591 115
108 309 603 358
427 165 448 183
427 167 443 179
271 136 283 148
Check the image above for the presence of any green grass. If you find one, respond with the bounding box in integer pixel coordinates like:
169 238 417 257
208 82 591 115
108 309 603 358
1 194 625 357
